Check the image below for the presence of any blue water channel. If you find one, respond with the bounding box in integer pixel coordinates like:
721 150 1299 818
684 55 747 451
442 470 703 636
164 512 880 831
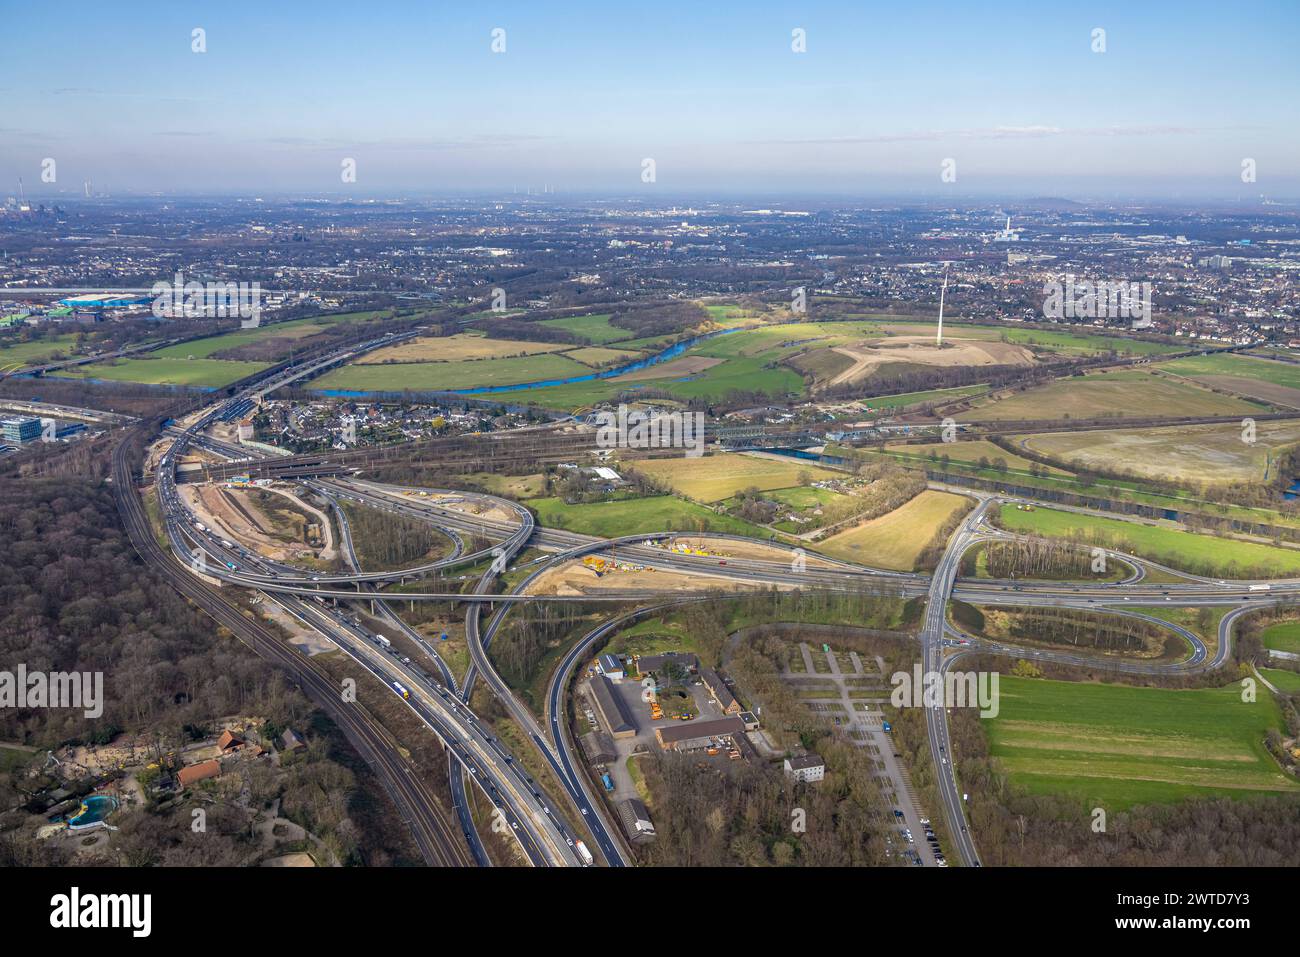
316 326 746 399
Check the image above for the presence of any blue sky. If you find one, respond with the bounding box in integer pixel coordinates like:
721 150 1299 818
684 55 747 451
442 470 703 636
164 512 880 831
4 0 1298 198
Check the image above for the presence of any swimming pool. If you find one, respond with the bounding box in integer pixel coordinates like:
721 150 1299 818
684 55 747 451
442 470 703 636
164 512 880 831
66 794 119 830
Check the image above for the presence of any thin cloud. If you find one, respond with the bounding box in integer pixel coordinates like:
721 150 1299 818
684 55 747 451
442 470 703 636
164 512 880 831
45 87 217 104
750 125 1227 145
257 134 552 152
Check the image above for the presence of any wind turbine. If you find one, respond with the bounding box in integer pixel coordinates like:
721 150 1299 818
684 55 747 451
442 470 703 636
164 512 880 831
935 263 950 347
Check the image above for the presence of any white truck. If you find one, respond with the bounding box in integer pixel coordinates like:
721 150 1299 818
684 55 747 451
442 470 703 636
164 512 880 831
574 840 594 866
375 634 392 648
1249 584 1271 592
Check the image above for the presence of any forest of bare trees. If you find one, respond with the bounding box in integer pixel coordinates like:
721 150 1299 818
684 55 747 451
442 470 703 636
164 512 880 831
608 301 709 340
968 537 1119 581
340 500 452 571
0 476 420 866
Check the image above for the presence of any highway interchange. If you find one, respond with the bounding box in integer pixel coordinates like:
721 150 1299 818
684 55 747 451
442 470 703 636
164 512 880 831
106 328 1300 870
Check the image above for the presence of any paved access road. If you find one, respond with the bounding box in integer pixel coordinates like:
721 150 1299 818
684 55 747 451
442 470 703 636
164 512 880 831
124 329 1297 870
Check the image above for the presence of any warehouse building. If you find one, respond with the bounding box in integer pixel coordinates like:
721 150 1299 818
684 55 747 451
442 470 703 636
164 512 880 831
596 653 624 680
588 675 636 739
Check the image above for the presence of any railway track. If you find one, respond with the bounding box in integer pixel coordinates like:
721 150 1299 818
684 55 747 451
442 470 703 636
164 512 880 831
112 419 472 867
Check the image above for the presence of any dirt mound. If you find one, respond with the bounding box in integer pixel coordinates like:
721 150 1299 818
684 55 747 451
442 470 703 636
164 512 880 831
825 336 1035 387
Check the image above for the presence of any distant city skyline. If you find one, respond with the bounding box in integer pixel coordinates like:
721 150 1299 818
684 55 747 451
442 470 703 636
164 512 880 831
3 1 1298 199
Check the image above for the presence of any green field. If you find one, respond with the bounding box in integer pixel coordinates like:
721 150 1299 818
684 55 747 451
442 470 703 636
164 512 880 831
476 378 634 410
526 495 770 538
57 356 270 387
605 615 700 658
537 313 631 344
661 355 803 400
1261 620 1300 655
294 316 1175 410
999 329 1184 356
996 504 1300 578
0 333 84 368
316 321 978 404
1261 668 1300 693
488 346 803 407
313 351 592 392
761 486 843 509
692 321 879 358
1013 419 1300 485
970 370 1264 421
861 384 990 409
987 676 1298 808
565 346 643 368
885 438 1071 475
703 303 765 325
149 310 388 360
47 310 388 386
629 453 839 502
814 320 1181 357
1160 352 1300 407
818 490 970 569
1164 352 1300 391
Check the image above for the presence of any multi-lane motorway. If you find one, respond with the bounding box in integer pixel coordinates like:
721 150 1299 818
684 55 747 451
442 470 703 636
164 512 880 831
921 500 991 867
108 328 1300 870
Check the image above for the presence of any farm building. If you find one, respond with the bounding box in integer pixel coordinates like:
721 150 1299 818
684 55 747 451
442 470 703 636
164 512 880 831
637 652 698 676
579 730 617 765
698 667 741 715
618 798 656 843
654 716 745 752
177 759 221 788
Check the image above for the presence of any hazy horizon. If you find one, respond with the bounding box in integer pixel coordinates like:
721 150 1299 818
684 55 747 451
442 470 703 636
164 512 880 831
4 0 1298 200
